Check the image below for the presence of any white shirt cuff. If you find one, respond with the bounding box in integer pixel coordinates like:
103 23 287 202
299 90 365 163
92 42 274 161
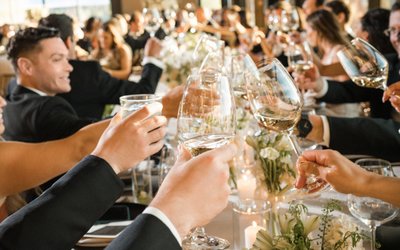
142 56 165 70
143 206 182 246
314 77 328 98
320 115 330 147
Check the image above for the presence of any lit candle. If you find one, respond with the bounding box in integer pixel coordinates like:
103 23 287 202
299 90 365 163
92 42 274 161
237 171 256 200
244 221 263 249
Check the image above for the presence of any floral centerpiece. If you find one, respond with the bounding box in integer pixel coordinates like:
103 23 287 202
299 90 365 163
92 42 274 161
245 130 296 202
252 200 368 250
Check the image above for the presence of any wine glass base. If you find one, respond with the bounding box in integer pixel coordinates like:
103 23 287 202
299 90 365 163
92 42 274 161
182 235 230 250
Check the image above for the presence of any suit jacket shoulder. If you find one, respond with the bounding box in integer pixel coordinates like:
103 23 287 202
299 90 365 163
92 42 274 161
106 213 180 250
0 155 124 250
59 59 162 120
4 86 94 142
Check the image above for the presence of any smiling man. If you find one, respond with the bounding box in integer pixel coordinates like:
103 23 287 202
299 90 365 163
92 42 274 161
3 27 97 142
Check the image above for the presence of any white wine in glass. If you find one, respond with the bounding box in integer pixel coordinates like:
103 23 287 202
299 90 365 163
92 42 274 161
337 38 388 90
246 58 330 196
246 58 302 136
287 41 314 74
348 158 398 250
178 52 236 249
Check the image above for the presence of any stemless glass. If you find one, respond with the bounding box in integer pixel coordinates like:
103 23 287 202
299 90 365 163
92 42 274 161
119 94 163 204
143 8 163 37
337 38 388 90
348 158 398 250
178 55 236 249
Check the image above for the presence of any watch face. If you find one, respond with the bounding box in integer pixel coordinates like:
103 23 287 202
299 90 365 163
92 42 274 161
297 116 313 138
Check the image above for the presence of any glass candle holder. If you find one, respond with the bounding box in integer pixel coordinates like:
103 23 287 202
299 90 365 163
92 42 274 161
233 199 270 250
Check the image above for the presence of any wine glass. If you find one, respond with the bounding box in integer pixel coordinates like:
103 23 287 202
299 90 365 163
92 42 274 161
143 8 163 37
230 53 259 102
337 38 388 90
287 41 314 74
178 54 236 249
245 58 330 196
267 9 281 32
348 158 398 250
245 58 303 155
281 7 300 33
191 34 223 73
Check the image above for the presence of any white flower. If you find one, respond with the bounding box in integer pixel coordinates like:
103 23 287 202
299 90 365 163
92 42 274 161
259 147 280 160
280 154 292 165
275 135 292 151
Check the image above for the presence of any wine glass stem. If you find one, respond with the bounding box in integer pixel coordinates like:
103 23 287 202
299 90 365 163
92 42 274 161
370 225 377 250
288 134 302 156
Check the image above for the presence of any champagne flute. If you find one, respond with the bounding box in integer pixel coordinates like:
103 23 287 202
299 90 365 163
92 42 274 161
178 53 236 249
337 38 388 90
348 158 398 250
143 8 163 37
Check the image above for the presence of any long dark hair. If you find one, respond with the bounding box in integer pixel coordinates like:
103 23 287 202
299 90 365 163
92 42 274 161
361 8 396 55
306 9 348 46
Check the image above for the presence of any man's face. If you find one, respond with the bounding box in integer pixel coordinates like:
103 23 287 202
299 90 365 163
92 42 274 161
130 15 144 33
0 96 5 135
389 10 400 56
27 37 73 95
302 0 318 16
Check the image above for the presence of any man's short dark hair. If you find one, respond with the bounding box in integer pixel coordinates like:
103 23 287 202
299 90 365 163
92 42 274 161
392 2 400 12
39 14 74 42
316 0 325 7
6 27 60 69
325 0 350 23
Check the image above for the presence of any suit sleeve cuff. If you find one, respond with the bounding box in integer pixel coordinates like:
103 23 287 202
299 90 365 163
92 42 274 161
320 115 330 147
143 206 182 246
314 77 328 98
142 57 165 70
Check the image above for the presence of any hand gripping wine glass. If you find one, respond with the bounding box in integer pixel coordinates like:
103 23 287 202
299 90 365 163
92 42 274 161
348 158 398 250
178 52 236 249
246 58 329 196
337 38 388 90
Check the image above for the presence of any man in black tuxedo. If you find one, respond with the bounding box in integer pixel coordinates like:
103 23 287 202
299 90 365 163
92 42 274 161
0 103 237 250
3 27 93 142
3 25 180 143
39 14 163 120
